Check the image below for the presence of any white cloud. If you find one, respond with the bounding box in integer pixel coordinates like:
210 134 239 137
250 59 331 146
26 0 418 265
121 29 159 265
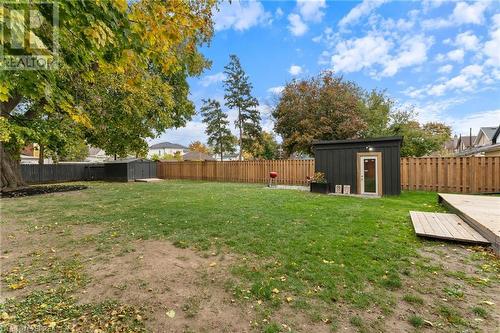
484 14 500 67
287 13 308 36
154 121 207 146
411 97 467 124
421 1 490 30
380 35 432 77
438 64 453 74
199 72 226 87
297 0 326 23
452 1 489 25
422 0 446 13
267 86 285 95
447 49 464 62
275 7 284 18
214 0 271 31
289 65 303 75
338 0 388 28
428 64 484 96
455 31 480 51
447 109 500 135
331 34 391 73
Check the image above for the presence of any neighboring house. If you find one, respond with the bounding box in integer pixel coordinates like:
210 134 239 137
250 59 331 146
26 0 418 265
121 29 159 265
182 151 215 161
456 125 500 157
455 135 476 152
20 143 52 164
216 153 240 161
148 142 187 158
85 147 109 163
473 127 498 147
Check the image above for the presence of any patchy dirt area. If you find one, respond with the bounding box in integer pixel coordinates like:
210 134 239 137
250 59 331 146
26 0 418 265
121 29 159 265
1 218 499 332
79 240 255 332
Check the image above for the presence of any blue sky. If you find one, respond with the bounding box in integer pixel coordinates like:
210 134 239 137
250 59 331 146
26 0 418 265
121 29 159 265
151 0 500 146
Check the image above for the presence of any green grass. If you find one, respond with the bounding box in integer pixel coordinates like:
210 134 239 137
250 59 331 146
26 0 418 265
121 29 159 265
408 315 424 328
471 306 488 318
1 181 446 329
403 294 424 305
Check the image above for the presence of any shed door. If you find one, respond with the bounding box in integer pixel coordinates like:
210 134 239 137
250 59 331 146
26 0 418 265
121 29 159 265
357 152 382 196
361 157 377 194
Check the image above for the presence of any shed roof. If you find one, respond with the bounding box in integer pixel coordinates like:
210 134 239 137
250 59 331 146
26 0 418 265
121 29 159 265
149 142 187 149
312 136 403 146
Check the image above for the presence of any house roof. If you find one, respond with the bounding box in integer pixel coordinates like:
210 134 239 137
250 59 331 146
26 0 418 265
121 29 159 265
493 125 500 144
182 151 215 161
456 143 500 156
473 126 498 145
456 136 476 149
444 138 458 150
149 142 187 149
88 147 106 156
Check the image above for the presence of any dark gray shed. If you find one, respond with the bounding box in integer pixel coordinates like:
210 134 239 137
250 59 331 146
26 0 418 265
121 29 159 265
104 158 157 182
312 136 402 196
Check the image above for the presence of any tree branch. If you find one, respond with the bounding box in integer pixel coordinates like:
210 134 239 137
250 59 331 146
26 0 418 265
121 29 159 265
0 95 22 117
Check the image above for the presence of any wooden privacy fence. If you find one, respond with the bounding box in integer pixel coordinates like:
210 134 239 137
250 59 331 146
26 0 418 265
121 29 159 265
158 156 500 193
401 156 500 193
157 160 315 185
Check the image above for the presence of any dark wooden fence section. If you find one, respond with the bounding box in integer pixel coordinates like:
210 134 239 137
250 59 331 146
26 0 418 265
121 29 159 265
400 156 500 193
21 164 105 184
158 157 500 193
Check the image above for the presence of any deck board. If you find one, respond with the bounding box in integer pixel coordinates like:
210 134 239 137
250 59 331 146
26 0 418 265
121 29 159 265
438 193 500 254
410 211 489 244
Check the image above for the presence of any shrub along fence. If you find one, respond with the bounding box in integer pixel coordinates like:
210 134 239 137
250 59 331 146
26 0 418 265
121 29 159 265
158 156 500 193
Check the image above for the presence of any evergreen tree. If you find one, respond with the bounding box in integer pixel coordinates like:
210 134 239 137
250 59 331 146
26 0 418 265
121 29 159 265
223 54 262 160
200 99 236 161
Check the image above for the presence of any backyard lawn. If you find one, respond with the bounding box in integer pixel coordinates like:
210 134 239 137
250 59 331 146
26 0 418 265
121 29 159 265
1 181 498 332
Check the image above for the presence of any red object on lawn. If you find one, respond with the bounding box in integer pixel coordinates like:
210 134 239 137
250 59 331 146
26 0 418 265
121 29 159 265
268 171 278 187
270 171 278 178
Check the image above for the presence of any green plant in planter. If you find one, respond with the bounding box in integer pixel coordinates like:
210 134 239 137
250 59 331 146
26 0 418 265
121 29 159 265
310 172 329 193
311 172 327 183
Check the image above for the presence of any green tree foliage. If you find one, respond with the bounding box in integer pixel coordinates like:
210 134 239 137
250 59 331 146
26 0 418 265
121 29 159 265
200 99 236 161
273 71 451 157
0 0 216 190
188 141 211 154
273 71 366 156
223 55 261 160
252 131 280 160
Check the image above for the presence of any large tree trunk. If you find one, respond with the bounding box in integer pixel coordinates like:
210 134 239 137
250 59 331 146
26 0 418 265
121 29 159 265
1 142 26 192
238 108 242 161
1 95 26 191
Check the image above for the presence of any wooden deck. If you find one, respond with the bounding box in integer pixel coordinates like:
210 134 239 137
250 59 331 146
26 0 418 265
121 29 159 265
410 211 489 244
438 193 500 254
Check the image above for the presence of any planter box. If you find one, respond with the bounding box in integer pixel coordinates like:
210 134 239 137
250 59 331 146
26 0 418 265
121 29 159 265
310 182 329 194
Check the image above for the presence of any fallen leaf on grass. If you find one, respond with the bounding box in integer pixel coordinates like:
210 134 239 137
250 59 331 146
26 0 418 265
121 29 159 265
480 301 494 306
166 310 176 318
209 262 217 267
272 288 280 294
1 312 12 321
285 297 293 303
423 320 433 327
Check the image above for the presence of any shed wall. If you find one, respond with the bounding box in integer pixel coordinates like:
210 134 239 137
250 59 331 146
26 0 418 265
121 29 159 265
314 140 401 195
